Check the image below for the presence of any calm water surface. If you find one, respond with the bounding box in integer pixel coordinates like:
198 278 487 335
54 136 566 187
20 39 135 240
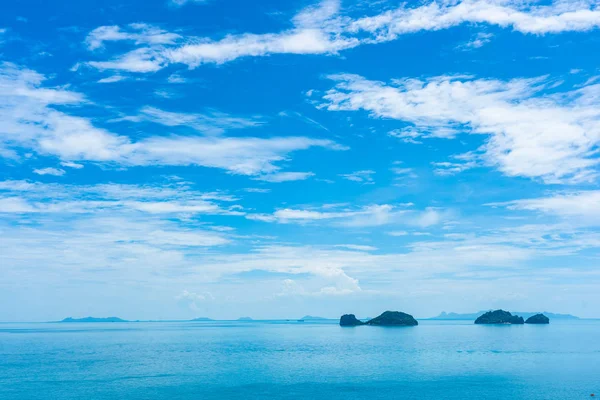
1 320 599 399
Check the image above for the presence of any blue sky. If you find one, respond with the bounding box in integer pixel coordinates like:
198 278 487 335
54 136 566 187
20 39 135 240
1 0 600 321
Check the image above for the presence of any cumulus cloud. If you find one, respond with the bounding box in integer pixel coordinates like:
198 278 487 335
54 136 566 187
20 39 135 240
320 73 600 184
83 0 600 72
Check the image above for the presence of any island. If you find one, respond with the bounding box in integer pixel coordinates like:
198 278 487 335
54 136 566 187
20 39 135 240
340 311 418 326
301 315 328 321
340 314 365 326
474 310 524 324
60 317 127 323
525 313 550 324
430 310 577 320
190 317 213 321
237 317 253 321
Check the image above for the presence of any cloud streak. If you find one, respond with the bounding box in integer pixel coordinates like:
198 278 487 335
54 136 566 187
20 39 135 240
0 63 343 178
0 180 244 216
83 0 600 72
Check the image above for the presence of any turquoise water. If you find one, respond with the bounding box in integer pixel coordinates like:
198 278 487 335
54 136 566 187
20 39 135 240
1 320 599 399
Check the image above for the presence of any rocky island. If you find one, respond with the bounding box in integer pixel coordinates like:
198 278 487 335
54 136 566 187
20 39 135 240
474 310 524 324
525 313 550 324
340 314 365 326
430 310 575 320
340 311 418 326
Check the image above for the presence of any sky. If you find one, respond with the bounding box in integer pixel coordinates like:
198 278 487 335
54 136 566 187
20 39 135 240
1 0 600 321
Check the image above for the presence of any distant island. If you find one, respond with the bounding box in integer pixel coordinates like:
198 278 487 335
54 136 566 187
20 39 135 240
60 317 127 323
301 315 328 320
237 317 253 321
190 317 213 321
340 311 418 326
430 311 578 320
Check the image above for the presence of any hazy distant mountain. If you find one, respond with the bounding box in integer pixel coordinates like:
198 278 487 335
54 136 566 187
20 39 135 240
190 317 213 321
512 312 579 320
430 311 579 320
237 317 253 321
301 315 328 320
61 317 127 323
429 312 481 320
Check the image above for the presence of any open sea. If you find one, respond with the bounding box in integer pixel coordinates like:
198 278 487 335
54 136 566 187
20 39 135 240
1 319 599 399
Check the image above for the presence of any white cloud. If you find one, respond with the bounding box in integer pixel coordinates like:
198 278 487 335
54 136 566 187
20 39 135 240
117 106 263 135
127 136 339 175
247 203 446 228
0 215 233 295
170 0 209 6
458 32 494 50
0 63 343 178
254 172 315 182
33 167 65 176
243 188 271 193
321 73 600 184
347 0 600 37
339 169 375 184
84 0 600 72
175 290 211 302
97 75 127 83
87 48 166 73
0 180 243 216
490 191 600 222
432 153 479 176
389 127 423 144
167 73 186 83
247 204 402 226
387 230 408 236
334 244 377 251
0 197 36 213
390 165 417 179
86 24 180 51
60 161 84 169
163 28 356 68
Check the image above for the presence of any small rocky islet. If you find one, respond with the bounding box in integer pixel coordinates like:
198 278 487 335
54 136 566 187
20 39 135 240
341 309 550 327
525 313 550 324
475 310 524 324
474 310 550 325
340 311 418 326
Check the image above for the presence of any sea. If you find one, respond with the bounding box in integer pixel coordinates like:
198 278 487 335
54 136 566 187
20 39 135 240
1 319 599 399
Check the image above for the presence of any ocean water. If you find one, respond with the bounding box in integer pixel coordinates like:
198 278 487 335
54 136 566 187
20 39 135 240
1 320 599 399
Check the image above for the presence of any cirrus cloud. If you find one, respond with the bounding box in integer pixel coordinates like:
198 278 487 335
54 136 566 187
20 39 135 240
83 0 600 72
